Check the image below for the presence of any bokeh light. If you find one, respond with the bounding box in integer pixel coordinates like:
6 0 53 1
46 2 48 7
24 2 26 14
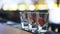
39 4 48 10
59 4 60 7
18 4 26 11
29 5 35 11
3 4 18 10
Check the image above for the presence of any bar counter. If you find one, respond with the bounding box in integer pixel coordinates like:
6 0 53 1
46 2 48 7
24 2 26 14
0 24 32 34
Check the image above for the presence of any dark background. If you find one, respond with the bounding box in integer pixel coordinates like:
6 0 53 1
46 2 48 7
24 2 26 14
0 11 20 23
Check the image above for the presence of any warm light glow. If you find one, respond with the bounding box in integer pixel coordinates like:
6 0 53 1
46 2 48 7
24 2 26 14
18 4 26 11
29 5 35 11
8 5 18 10
34 4 40 10
3 5 8 10
39 4 48 10
59 4 60 7
34 4 48 10
25 5 29 10
54 3 58 8
3 4 18 10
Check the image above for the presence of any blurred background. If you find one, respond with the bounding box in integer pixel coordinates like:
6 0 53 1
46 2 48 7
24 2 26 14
0 0 58 10
0 0 59 34
0 11 20 23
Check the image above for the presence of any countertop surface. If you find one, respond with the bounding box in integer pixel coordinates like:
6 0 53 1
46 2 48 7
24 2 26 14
0 23 32 34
